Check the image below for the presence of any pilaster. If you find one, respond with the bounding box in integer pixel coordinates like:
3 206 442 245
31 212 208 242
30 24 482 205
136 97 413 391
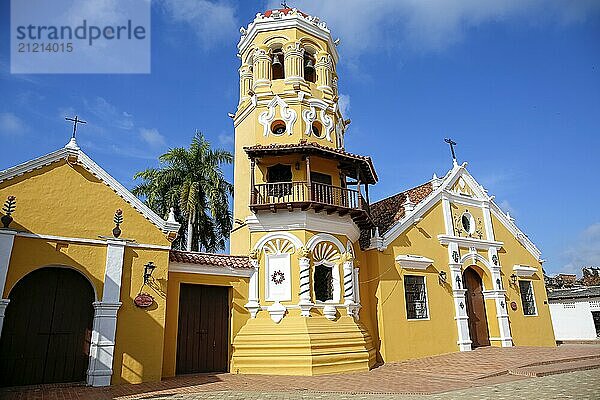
253 45 272 93
448 242 472 351
87 238 126 387
0 229 17 340
245 257 260 318
283 40 304 85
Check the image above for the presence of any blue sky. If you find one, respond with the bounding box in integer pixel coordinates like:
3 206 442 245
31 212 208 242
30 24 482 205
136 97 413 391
0 1 599 275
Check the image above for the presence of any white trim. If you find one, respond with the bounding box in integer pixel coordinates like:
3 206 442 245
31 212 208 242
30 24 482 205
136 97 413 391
0 299 10 340
246 211 360 242
489 204 541 260
0 141 180 235
306 233 345 253
169 262 253 278
513 264 538 277
395 254 434 270
13 231 172 250
0 230 17 298
439 235 503 251
313 260 342 303
253 231 303 251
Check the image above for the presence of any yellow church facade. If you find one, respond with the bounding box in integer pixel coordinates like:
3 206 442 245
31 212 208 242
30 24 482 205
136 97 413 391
0 6 555 388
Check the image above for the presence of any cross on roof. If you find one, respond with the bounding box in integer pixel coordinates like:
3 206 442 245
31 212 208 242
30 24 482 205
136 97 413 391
444 138 457 162
65 115 86 139
281 1 289 8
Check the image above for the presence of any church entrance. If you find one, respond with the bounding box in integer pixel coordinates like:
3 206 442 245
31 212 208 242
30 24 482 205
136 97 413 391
463 267 490 348
0 267 95 387
176 284 230 374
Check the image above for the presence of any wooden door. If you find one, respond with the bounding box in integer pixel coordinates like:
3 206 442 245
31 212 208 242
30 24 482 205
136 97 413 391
0 268 94 387
463 268 490 347
176 284 229 374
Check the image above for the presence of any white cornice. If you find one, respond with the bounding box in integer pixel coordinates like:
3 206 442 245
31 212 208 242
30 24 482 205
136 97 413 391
238 12 339 63
395 254 434 270
246 210 360 242
14 231 172 250
438 235 503 250
169 262 253 278
0 141 181 235
513 264 538 277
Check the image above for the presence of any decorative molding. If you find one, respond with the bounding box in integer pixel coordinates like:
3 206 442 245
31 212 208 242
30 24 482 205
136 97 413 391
306 233 345 254
395 254 434 270
513 264 538 277
14 231 171 250
252 231 303 251
258 95 297 136
246 211 360 242
438 235 503 250
169 262 253 278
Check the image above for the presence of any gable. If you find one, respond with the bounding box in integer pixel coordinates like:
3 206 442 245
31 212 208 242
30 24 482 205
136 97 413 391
374 163 541 261
0 143 179 245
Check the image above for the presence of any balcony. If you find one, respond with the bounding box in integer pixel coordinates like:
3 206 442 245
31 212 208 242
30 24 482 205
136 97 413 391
250 181 372 228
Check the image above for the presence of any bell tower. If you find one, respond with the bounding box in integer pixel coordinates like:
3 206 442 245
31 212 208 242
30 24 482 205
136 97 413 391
230 7 377 375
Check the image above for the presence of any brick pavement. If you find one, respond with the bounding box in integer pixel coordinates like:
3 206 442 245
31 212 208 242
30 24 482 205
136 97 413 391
1 344 599 400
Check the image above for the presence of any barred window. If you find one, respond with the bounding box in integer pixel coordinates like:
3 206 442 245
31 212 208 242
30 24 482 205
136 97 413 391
404 275 428 319
519 280 537 316
314 264 333 302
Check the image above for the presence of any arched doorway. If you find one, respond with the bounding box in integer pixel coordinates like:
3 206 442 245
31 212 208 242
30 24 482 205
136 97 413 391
0 267 95 387
463 267 490 348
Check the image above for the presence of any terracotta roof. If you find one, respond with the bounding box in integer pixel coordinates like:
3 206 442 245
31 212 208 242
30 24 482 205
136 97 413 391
243 142 378 184
359 181 434 248
169 250 252 269
264 8 308 18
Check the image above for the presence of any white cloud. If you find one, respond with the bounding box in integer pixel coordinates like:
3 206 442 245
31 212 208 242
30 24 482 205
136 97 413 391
559 223 600 275
338 94 350 117
267 0 600 55
84 97 134 130
218 132 234 147
139 128 166 147
498 199 515 216
0 112 27 135
160 0 237 49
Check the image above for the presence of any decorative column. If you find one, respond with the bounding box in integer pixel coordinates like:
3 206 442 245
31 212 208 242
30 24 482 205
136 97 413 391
87 238 125 387
239 63 253 103
283 40 304 85
448 243 471 351
341 252 355 317
488 248 512 347
315 51 333 97
252 45 272 93
0 229 17 340
297 247 313 317
245 250 261 318
351 264 362 319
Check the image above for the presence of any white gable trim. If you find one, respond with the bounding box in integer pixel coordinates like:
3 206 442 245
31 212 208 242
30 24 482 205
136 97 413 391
0 140 180 235
380 163 542 261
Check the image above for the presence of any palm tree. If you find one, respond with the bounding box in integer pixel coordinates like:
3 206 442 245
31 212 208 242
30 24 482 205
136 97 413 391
133 132 233 252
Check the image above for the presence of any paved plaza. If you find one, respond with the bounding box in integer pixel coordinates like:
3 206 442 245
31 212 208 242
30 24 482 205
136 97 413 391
1 344 599 400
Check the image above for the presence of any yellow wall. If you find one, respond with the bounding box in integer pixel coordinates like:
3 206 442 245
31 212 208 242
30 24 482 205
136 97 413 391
162 272 249 377
0 160 173 384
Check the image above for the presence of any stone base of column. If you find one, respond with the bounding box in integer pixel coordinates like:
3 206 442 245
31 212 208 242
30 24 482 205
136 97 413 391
87 301 121 387
298 299 313 317
0 299 10 339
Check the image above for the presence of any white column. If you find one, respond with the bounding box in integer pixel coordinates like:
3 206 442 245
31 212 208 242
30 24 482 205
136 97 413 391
488 248 512 347
482 202 495 241
351 267 362 320
342 255 355 317
87 238 125 387
0 229 17 340
441 193 454 235
298 256 313 317
448 243 471 351
245 258 260 318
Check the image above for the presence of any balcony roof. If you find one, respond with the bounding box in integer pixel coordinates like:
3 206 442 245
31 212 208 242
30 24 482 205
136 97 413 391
243 142 378 184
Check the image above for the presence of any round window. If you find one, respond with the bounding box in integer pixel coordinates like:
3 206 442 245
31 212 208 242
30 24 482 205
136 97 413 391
461 212 474 234
271 120 286 135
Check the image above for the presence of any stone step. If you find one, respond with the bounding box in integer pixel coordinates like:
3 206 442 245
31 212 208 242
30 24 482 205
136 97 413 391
508 358 600 377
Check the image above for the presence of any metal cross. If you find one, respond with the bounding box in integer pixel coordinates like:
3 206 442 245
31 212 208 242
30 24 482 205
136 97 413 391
281 1 288 8
444 138 457 161
65 115 87 139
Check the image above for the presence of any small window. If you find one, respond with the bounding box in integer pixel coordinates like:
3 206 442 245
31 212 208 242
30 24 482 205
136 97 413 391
304 53 316 83
519 280 537 316
311 121 323 137
461 211 475 234
314 264 333 302
271 49 284 80
271 120 286 135
267 164 292 183
404 275 428 319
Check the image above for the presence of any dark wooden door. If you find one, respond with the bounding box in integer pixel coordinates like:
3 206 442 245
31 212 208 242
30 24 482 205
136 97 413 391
176 284 229 374
0 268 94 387
463 268 490 347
